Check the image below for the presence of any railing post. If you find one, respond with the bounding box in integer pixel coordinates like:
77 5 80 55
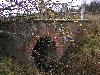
81 4 85 19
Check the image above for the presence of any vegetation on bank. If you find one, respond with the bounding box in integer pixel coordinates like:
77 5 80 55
61 21 100 75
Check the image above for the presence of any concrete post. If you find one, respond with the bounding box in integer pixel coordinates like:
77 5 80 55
81 4 85 19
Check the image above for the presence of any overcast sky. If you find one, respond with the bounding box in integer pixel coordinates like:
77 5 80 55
0 0 94 4
0 0 97 17
44 0 93 4
0 0 96 8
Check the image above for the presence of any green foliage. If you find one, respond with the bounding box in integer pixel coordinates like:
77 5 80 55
61 23 100 75
0 57 40 75
85 1 100 14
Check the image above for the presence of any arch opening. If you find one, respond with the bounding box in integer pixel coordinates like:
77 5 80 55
32 35 57 69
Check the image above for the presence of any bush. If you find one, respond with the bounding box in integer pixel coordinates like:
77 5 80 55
61 24 100 75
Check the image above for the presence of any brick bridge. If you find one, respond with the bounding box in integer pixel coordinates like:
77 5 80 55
0 16 92 65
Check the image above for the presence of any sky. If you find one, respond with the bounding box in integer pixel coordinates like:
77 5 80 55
0 0 94 4
44 0 93 4
0 0 95 17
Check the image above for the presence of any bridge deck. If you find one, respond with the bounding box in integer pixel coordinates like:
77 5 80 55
33 19 91 22
0 15 91 23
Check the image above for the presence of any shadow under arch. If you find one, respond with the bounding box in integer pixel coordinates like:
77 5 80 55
32 35 58 70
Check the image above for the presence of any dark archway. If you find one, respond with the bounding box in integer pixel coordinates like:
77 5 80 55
32 35 57 70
